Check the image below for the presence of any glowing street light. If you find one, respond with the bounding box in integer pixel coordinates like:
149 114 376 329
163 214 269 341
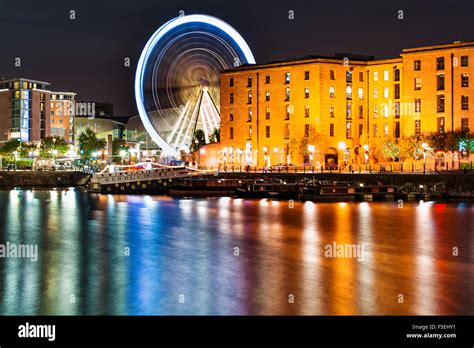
236 148 243 164
338 141 347 151
337 141 348 168
307 144 315 165
421 143 430 173
262 147 269 171
363 144 369 165
12 151 18 171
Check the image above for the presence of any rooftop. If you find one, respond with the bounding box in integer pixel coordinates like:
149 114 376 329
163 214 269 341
401 40 474 54
223 53 377 73
0 77 51 85
51 91 77 96
223 40 474 74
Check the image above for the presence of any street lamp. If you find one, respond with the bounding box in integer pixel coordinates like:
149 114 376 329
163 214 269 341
363 144 370 168
307 144 315 165
236 148 243 166
262 146 268 171
12 151 18 171
338 141 347 169
421 142 429 173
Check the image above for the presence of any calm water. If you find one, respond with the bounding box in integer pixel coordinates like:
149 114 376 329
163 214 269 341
0 189 472 315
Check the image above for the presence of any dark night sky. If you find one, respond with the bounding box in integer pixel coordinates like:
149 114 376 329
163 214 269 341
1 0 474 117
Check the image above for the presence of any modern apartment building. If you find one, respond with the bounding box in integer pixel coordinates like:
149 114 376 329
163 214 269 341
0 78 77 144
0 78 51 142
219 41 474 167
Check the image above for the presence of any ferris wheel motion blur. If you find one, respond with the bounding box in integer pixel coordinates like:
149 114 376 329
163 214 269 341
135 14 255 157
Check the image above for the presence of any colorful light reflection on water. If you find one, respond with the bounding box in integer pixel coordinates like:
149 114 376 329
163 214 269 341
0 189 472 315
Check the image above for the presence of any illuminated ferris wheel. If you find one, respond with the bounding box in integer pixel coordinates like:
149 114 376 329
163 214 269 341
135 14 256 156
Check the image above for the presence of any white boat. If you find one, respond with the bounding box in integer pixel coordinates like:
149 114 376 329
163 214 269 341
89 163 193 193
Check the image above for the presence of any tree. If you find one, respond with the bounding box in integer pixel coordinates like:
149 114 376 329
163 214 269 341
112 139 126 156
77 128 106 158
399 135 424 161
0 139 21 155
381 138 401 162
425 132 447 152
19 143 37 158
39 136 68 158
458 133 474 156
425 130 474 158
0 139 21 163
445 130 474 153
288 138 299 163
191 129 206 151
290 127 326 164
209 128 220 143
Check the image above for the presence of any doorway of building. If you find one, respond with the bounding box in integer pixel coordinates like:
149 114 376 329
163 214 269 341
325 153 338 170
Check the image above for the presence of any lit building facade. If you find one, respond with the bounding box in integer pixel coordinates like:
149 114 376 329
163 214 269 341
401 41 474 135
0 78 51 142
50 92 76 142
0 78 79 144
220 41 474 167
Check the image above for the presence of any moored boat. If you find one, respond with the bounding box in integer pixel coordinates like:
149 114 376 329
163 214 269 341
235 179 298 199
89 163 192 194
168 178 250 197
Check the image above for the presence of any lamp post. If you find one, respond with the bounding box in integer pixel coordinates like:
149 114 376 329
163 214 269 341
338 141 347 170
12 151 18 171
363 144 369 171
307 144 315 166
262 146 268 172
422 142 429 173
